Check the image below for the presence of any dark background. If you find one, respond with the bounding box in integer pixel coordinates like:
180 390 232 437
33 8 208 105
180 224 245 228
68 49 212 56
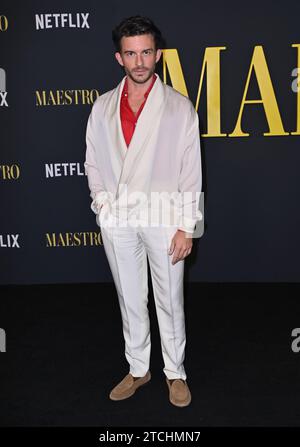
1 1 300 429
1 0 300 284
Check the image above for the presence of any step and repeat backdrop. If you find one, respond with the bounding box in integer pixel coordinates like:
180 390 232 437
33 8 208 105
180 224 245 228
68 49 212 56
1 0 300 284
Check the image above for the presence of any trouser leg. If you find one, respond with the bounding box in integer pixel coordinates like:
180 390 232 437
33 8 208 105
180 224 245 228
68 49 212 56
100 224 150 377
139 225 187 380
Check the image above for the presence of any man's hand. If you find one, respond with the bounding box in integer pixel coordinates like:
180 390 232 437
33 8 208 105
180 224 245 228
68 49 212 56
168 229 193 265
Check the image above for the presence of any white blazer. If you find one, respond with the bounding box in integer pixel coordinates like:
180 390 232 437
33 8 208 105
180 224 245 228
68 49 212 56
84 72 203 233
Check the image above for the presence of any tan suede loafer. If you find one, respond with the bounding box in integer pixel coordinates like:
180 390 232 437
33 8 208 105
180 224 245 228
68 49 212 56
109 371 151 401
166 378 192 407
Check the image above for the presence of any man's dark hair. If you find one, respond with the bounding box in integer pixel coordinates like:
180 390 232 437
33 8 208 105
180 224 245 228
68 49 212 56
112 15 165 53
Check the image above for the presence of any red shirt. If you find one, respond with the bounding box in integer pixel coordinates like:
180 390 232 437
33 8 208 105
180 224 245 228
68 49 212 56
120 73 157 147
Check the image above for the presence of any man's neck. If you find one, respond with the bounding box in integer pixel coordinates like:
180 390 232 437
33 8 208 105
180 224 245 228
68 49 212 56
126 73 156 98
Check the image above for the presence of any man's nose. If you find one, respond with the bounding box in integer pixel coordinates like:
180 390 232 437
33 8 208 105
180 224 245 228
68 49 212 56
136 53 143 65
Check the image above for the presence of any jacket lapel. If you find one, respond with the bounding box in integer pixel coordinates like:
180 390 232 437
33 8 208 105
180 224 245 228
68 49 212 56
117 75 166 189
103 76 127 184
106 73 167 198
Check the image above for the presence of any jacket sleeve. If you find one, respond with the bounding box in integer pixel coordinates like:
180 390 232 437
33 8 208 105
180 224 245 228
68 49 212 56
84 106 108 214
178 103 203 234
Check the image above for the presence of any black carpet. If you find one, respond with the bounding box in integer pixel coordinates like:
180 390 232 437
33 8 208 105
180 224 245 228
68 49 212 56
0 282 300 426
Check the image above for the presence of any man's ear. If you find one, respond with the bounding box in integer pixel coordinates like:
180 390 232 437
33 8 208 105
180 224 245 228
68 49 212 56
115 52 124 67
155 49 162 63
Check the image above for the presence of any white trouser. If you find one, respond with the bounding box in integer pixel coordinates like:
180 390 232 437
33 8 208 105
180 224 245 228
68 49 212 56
100 216 187 380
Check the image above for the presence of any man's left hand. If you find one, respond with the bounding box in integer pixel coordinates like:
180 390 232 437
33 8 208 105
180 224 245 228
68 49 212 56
168 229 193 265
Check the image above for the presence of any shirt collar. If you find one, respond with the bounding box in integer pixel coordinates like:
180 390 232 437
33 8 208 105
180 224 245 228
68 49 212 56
122 73 157 98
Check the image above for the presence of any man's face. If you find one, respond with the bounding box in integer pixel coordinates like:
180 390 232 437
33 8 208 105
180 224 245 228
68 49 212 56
115 33 162 85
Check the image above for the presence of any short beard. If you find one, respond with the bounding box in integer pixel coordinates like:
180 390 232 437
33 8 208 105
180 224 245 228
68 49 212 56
125 66 155 84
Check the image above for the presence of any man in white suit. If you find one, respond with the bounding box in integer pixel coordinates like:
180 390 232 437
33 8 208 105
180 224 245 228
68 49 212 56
84 15 203 407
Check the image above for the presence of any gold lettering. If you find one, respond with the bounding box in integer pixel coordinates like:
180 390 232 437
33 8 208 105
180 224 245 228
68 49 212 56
90 89 100 103
91 232 99 246
35 90 46 106
48 90 56 106
65 233 72 246
81 232 87 246
90 232 95 245
162 47 227 137
81 89 89 105
74 90 79 105
35 89 100 106
46 232 102 246
46 233 56 247
57 233 66 246
195 47 227 137
230 46 289 137
0 15 8 31
64 90 72 105
56 90 64 106
72 233 80 246
0 164 20 180
162 49 188 97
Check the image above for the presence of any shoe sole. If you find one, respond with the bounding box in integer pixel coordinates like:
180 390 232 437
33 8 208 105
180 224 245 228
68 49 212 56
166 379 192 407
109 372 151 401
